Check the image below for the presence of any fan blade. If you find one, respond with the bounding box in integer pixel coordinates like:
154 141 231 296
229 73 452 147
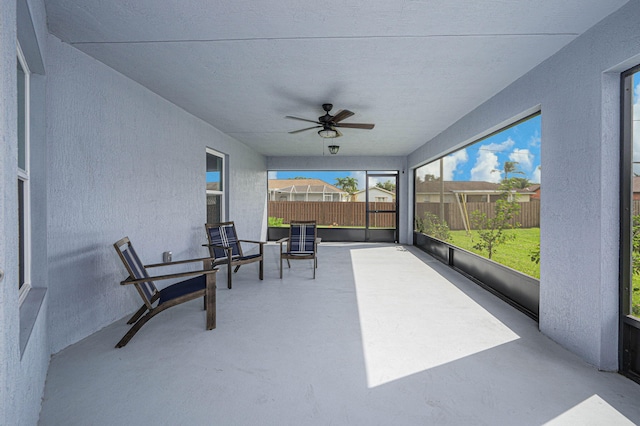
288 126 321 134
334 122 375 129
331 110 355 123
285 115 320 124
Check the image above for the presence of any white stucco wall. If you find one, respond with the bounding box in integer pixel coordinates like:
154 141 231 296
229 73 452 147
1 0 51 424
45 35 266 354
0 1 18 423
408 0 640 370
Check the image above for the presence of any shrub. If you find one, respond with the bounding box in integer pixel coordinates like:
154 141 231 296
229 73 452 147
268 216 284 227
416 212 450 241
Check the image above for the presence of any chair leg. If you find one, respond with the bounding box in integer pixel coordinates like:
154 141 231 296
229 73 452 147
116 309 161 348
127 304 148 325
259 260 264 280
206 272 216 330
280 256 283 279
233 265 241 273
313 258 316 279
227 259 232 289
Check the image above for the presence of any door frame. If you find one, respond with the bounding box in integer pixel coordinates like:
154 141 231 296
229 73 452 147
365 171 399 243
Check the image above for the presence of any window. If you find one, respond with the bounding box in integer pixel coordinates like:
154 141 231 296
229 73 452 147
17 47 31 305
622 67 640 319
414 113 541 278
268 170 398 242
206 149 225 224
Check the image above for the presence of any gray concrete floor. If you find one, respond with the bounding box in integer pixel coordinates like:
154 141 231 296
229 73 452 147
39 243 640 425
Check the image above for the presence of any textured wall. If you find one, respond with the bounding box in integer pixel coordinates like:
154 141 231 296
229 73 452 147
0 1 18 423
1 0 51 424
45 34 266 354
408 0 640 370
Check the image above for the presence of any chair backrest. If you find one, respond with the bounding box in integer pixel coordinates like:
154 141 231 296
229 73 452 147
114 237 157 309
288 220 317 254
205 222 242 260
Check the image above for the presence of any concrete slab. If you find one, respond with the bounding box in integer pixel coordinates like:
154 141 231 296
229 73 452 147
39 243 640 425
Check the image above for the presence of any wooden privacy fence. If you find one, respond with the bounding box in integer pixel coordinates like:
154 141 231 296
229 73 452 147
268 201 396 228
415 200 540 230
269 200 539 230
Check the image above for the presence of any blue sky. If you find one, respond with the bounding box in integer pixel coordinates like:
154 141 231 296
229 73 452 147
416 114 541 184
268 170 378 190
268 114 542 188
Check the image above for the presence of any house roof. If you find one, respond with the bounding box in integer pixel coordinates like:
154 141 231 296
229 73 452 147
353 187 396 196
268 179 345 194
415 180 535 194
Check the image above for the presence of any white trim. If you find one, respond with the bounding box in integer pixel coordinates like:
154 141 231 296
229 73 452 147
17 43 32 304
206 148 225 221
18 283 32 305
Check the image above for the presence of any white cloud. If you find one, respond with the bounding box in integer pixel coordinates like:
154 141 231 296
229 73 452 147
532 166 541 184
471 150 501 182
268 171 278 179
416 149 468 181
471 138 515 183
509 148 534 172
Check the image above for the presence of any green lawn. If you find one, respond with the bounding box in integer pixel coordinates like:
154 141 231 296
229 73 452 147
448 228 540 279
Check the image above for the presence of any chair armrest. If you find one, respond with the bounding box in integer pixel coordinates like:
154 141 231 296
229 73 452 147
315 238 322 243
145 256 216 268
201 243 234 258
121 268 218 285
202 243 231 250
276 237 289 244
238 239 266 245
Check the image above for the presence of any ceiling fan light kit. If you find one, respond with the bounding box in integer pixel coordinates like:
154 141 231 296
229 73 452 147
327 145 340 154
318 127 338 138
286 103 375 139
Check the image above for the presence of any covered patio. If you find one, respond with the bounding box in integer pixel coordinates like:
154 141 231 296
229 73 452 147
39 243 640 425
5 0 640 424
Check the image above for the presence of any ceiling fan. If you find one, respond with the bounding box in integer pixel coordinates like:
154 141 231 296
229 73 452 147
286 103 375 138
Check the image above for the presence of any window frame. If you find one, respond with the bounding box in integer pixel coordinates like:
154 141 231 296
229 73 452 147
206 148 225 223
17 44 31 306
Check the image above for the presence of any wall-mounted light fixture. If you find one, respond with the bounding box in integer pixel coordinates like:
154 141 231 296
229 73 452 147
328 145 340 155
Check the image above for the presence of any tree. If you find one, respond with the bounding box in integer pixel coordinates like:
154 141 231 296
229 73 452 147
503 161 520 179
375 180 396 192
471 178 521 259
335 177 359 201
510 177 531 189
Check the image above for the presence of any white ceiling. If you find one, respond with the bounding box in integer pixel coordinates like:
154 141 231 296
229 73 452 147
43 0 628 157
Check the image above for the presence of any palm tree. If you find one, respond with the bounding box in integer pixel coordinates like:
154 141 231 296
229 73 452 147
335 177 359 201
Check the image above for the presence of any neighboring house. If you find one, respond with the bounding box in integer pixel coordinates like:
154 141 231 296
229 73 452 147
526 184 541 200
415 180 536 203
268 179 348 201
352 187 396 202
